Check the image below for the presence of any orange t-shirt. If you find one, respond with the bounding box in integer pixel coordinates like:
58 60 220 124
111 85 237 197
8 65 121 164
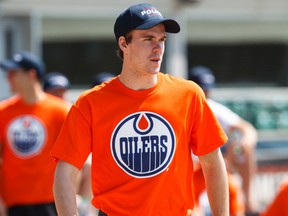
0 100 6 196
0 98 12 198
50 73 227 215
192 162 245 215
0 94 69 207
261 179 288 216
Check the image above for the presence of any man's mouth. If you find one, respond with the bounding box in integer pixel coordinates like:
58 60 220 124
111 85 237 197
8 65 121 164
150 58 161 63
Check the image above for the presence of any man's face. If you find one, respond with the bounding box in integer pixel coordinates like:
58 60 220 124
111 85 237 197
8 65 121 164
6 68 30 93
125 24 166 75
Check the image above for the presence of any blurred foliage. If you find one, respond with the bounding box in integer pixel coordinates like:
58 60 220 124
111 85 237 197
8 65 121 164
220 100 288 130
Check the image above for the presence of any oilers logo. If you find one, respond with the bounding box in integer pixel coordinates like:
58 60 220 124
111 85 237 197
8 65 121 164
111 112 176 178
7 115 47 158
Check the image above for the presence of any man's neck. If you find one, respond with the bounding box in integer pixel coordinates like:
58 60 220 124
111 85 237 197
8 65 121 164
21 84 46 105
118 69 158 90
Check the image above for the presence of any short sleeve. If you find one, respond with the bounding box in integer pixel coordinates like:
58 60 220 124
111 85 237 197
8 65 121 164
50 97 92 169
190 89 228 156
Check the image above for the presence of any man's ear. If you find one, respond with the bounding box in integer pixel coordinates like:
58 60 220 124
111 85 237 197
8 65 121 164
119 36 128 50
27 69 38 80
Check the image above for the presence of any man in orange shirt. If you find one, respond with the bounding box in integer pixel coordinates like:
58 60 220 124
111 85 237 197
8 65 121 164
51 3 229 216
0 51 69 216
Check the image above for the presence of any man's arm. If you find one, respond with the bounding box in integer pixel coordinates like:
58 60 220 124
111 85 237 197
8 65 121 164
53 160 80 216
230 119 257 150
198 148 229 216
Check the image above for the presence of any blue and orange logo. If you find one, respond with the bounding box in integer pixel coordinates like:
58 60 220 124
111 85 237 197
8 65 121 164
111 111 176 178
7 115 47 158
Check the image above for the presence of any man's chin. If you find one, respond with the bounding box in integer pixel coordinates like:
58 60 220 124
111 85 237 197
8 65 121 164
147 71 159 75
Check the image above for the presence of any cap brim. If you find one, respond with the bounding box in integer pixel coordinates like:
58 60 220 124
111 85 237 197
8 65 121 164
136 18 180 33
201 84 215 90
0 60 21 71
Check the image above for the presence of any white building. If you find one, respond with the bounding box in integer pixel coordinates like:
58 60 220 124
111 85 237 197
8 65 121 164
1 0 288 102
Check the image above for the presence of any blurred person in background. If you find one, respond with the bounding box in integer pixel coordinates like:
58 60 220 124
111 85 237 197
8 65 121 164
189 65 258 215
260 178 288 216
43 72 97 216
0 102 5 216
90 72 115 88
43 72 70 101
193 161 245 216
0 51 69 216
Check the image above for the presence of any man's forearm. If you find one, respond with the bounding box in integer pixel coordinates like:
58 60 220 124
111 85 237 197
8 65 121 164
53 161 79 216
205 165 229 215
200 149 229 216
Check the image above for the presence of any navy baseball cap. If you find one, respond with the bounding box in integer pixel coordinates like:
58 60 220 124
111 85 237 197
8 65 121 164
90 72 114 87
114 3 180 41
43 72 70 91
189 66 216 90
0 51 45 80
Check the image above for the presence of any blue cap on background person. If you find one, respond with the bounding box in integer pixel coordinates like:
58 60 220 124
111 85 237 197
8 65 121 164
0 51 45 80
114 3 180 41
189 65 216 90
90 72 114 88
43 72 70 91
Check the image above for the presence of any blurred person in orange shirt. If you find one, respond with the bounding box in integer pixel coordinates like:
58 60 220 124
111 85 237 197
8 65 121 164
192 161 245 216
260 179 288 216
0 101 6 216
0 51 69 216
43 72 97 216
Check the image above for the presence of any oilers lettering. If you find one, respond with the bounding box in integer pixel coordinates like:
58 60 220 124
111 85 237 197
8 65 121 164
111 112 176 178
119 135 167 154
119 135 168 172
14 130 37 145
